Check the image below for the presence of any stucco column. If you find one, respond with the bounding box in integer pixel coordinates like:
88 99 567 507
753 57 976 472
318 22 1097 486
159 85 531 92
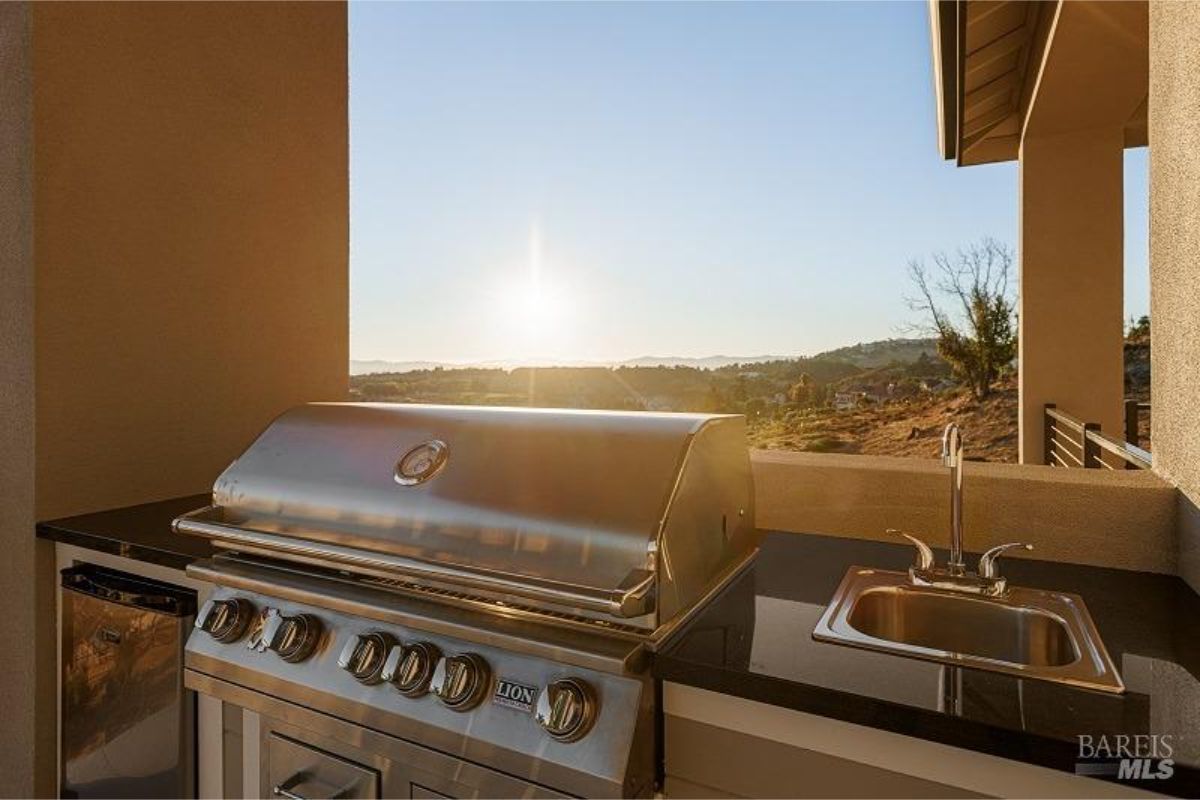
1149 1 1200 591
0 5 55 797
1018 128 1126 464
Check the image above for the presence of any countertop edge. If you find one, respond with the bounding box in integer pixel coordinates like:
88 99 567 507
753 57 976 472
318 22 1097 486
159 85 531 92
36 494 213 572
37 522 198 572
653 655 1200 796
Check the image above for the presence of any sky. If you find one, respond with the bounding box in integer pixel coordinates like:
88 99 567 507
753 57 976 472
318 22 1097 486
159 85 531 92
350 1 1149 365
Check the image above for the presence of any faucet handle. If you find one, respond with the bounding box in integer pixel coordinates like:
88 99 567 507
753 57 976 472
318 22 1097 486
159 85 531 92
888 529 935 571
978 542 1033 578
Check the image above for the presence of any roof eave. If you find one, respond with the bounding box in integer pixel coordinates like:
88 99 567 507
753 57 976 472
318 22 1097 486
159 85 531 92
929 0 959 161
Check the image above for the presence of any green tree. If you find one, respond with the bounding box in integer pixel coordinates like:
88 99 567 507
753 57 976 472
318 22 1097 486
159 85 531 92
1127 315 1150 342
731 374 748 404
360 381 401 400
744 397 766 417
907 238 1017 399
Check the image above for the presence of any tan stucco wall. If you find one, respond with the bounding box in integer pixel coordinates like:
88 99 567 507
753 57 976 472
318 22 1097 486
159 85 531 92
753 451 1178 575
1018 127 1127 465
0 3 349 794
0 5 55 797
1149 1 1200 593
31 1 350 518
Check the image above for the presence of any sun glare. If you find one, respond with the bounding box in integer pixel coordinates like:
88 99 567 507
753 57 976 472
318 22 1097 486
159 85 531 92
495 220 574 351
508 280 565 327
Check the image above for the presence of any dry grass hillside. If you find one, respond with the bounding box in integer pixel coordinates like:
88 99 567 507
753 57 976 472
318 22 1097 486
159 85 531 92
352 334 1149 466
748 374 1018 462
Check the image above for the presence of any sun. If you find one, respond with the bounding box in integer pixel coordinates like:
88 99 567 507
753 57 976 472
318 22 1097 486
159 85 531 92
506 273 568 326
496 220 573 346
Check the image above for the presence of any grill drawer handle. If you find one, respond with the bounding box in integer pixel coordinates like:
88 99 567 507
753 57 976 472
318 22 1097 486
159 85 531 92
272 770 356 800
272 770 310 800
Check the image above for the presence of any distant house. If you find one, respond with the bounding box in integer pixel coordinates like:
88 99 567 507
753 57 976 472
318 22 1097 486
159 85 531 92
921 378 955 394
833 391 863 411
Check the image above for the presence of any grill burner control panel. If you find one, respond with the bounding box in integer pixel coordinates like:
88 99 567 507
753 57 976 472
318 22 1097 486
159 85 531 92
536 678 597 742
338 631 395 684
196 597 254 643
192 593 604 743
430 653 490 710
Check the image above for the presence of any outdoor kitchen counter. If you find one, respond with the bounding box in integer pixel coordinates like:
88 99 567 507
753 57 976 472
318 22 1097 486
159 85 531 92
654 531 1200 797
37 494 215 571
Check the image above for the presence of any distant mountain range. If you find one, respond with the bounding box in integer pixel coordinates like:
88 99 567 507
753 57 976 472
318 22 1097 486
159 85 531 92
350 354 790 376
350 338 937 376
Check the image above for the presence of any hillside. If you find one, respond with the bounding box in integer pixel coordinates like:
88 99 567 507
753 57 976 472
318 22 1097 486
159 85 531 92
812 338 939 369
350 336 998 456
349 335 1149 464
749 374 1017 461
350 353 795 376
349 339 938 376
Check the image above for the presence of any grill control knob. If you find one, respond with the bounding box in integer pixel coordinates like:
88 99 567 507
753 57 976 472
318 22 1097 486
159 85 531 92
265 613 323 663
381 641 441 697
430 653 489 710
536 679 597 742
338 632 395 684
195 598 254 643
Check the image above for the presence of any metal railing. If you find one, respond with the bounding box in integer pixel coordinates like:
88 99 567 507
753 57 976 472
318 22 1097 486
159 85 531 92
1044 403 1151 471
1124 398 1151 448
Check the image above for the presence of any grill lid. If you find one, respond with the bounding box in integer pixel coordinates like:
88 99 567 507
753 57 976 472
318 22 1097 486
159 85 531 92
175 403 756 630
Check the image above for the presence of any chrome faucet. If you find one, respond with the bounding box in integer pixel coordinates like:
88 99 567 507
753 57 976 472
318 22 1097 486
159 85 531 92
941 423 966 575
889 423 1034 597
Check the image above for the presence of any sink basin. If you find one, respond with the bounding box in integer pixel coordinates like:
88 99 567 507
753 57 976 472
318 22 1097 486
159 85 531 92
848 586 1079 667
813 568 1124 693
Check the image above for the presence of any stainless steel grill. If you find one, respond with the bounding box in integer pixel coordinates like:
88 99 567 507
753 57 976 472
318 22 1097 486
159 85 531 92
177 403 758 798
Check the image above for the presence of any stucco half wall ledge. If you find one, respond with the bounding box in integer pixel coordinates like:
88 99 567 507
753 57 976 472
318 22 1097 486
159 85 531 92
751 450 1177 576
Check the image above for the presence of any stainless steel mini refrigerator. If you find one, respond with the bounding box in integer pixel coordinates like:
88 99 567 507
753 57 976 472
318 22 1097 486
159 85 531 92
60 564 196 799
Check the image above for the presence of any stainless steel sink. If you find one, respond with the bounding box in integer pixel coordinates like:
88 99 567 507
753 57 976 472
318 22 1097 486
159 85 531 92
813 567 1125 693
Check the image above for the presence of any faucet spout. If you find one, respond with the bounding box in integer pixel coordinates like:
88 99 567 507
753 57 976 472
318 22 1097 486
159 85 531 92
941 423 965 575
893 425 1019 596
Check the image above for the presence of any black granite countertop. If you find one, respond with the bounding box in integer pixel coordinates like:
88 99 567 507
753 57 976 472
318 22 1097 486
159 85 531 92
37 499 1200 793
37 494 215 571
655 532 1200 796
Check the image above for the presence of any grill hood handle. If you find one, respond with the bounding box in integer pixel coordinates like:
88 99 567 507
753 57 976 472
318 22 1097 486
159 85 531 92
174 506 658 619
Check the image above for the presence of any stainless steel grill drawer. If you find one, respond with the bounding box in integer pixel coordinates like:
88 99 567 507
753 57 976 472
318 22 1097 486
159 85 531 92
267 733 379 799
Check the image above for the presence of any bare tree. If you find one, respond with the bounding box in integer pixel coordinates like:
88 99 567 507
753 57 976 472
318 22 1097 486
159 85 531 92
788 372 812 405
906 238 1017 399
